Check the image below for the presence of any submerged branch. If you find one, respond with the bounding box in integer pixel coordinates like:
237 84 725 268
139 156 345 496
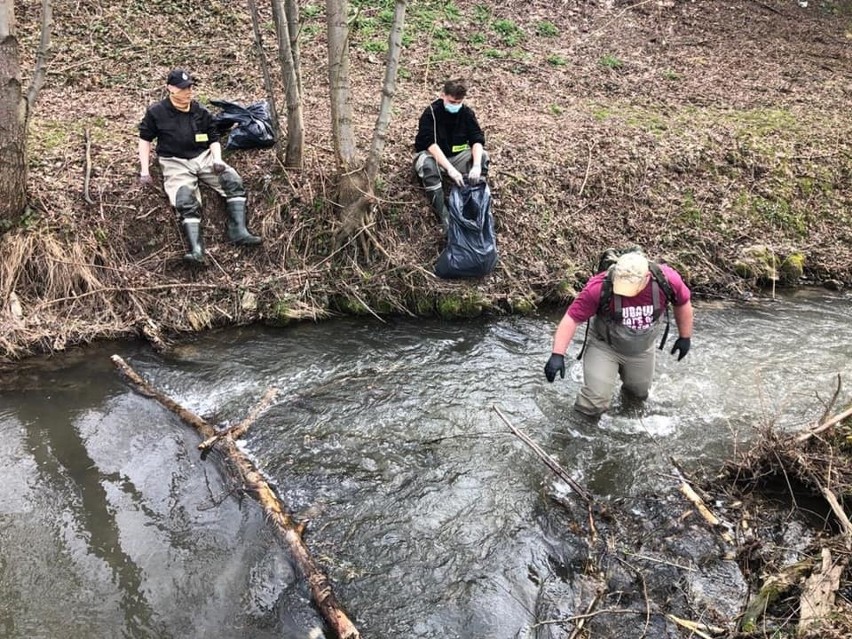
493 405 592 504
198 387 279 452
110 355 360 639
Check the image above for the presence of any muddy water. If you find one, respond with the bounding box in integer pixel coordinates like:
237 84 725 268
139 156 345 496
1 290 851 638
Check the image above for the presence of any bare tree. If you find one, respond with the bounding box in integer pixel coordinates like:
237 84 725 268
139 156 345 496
272 0 304 167
246 0 283 165
0 0 51 225
326 0 407 242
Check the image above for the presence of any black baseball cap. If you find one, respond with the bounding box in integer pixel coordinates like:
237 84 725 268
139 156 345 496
166 69 194 88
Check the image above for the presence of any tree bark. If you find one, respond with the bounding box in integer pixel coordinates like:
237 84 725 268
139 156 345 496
246 0 284 166
326 0 357 171
284 0 302 94
110 355 361 639
365 0 407 184
272 0 304 167
0 1 27 223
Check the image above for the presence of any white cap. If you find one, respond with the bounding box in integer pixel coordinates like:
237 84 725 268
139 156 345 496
612 253 650 297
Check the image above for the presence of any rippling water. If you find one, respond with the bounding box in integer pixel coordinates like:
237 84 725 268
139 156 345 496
2 290 851 638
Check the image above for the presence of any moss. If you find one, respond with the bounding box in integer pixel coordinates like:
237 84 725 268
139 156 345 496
734 245 777 281
435 290 488 319
410 293 434 316
265 297 296 326
335 295 369 315
510 297 536 314
779 252 805 283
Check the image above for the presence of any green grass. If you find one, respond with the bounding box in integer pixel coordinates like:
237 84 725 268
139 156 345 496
493 19 523 46
536 21 558 37
599 54 624 70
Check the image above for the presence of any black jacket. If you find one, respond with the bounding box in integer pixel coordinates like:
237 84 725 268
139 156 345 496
138 99 220 159
413 99 485 158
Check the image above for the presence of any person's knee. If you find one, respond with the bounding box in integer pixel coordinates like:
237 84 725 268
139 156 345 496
218 168 246 198
620 368 653 401
575 387 610 416
622 385 649 401
175 186 200 219
416 156 442 189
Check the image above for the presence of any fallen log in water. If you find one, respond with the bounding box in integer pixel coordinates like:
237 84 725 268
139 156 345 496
110 355 360 639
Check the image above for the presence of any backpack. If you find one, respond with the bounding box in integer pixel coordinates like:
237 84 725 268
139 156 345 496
576 247 675 359
435 181 498 279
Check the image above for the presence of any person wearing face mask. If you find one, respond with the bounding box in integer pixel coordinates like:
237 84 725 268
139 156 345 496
412 78 489 232
138 68 261 265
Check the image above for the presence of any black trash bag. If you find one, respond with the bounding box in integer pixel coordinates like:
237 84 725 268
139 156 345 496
210 99 276 150
435 181 498 279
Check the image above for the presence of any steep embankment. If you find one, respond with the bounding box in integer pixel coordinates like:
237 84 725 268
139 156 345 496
2 0 850 358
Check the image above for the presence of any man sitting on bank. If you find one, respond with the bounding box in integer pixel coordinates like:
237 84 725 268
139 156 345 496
138 68 261 264
412 78 489 233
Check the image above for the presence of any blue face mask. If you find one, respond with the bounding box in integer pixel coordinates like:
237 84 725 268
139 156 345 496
444 101 462 114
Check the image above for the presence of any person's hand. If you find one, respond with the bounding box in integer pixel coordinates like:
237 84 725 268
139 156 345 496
468 163 482 184
212 161 227 175
139 173 153 186
670 337 691 361
544 353 565 383
446 166 464 187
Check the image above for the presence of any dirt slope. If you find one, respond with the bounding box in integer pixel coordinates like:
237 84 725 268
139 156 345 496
3 0 851 358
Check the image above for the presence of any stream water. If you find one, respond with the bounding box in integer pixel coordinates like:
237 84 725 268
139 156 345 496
2 290 851 638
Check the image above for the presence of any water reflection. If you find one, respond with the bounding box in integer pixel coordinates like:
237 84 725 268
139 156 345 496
1 291 851 638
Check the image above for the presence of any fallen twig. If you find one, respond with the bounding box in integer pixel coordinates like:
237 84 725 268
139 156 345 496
796 402 852 443
198 387 279 453
84 128 95 205
493 405 592 504
666 613 725 638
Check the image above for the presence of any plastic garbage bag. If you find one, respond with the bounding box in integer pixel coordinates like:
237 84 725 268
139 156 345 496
435 180 498 279
210 99 276 150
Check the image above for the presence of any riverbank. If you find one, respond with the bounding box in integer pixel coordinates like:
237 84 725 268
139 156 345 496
2 0 850 361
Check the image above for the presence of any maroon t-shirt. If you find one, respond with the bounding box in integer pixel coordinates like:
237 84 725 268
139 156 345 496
566 265 691 329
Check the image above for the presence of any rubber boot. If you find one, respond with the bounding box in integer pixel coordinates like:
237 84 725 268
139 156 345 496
181 219 205 264
428 189 449 234
225 199 261 245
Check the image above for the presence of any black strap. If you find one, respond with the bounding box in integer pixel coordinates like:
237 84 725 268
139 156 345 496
577 320 590 360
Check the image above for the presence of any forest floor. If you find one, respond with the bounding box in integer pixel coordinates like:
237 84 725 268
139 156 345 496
3 1 852 635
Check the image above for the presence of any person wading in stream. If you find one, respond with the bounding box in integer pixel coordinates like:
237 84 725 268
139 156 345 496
544 251 694 416
137 68 261 265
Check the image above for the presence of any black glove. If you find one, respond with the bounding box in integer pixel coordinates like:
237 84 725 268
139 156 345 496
544 353 565 383
670 337 691 361
212 161 227 175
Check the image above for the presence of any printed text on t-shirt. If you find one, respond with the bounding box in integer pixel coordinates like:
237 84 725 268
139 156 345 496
621 304 654 330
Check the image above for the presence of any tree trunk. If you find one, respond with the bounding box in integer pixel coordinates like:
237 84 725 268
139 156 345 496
326 0 358 171
0 1 27 224
284 0 302 94
272 0 304 167
365 0 406 184
326 0 372 243
246 0 284 167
